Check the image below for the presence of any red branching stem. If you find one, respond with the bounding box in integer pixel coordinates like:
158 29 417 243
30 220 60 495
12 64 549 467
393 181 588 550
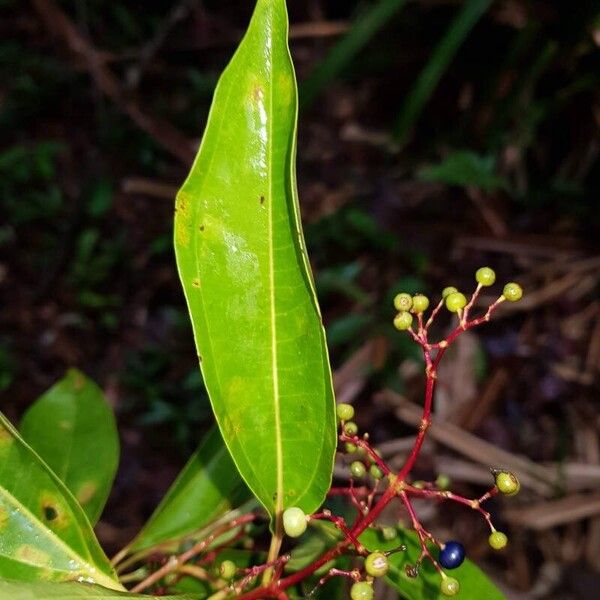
399 491 443 573
310 512 366 554
131 513 257 593
425 298 444 329
406 485 496 530
340 434 391 475
328 486 371 498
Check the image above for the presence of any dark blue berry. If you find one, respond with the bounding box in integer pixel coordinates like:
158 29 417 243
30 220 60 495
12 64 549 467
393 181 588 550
439 541 465 570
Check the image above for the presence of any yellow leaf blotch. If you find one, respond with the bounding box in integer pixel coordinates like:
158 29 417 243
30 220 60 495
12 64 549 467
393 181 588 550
76 481 98 506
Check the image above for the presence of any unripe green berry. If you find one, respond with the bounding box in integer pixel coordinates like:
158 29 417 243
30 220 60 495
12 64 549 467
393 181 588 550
503 282 523 302
394 311 413 331
365 552 389 577
219 559 237 579
381 526 397 541
475 267 496 287
445 291 467 313
350 461 367 479
345 442 358 454
282 507 307 538
440 577 460 597
411 294 430 313
350 581 374 600
495 471 520 496
435 474 451 490
369 464 383 479
412 480 425 489
442 286 458 298
337 403 354 421
344 421 358 436
489 531 508 550
394 292 413 312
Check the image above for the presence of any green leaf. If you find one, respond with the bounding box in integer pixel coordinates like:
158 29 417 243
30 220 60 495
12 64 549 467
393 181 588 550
300 0 408 109
0 579 192 599
174 0 336 522
286 521 339 575
360 527 505 600
394 0 493 142
0 413 121 589
129 425 251 552
418 151 508 193
20 369 119 525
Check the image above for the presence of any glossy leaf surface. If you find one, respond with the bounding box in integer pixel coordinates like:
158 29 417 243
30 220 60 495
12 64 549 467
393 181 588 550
174 0 336 520
20 369 119 525
130 425 250 552
360 527 505 600
0 580 192 599
0 414 121 589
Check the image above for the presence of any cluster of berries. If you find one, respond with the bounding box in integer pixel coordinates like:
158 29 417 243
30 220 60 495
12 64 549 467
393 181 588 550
393 267 523 331
225 268 524 599
276 404 520 598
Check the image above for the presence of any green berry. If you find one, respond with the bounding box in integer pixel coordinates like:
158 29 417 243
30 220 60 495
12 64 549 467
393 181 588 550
350 581 374 600
381 526 397 541
351 461 367 479
344 421 358 436
440 576 460 597
489 531 508 550
394 311 413 331
394 292 413 312
445 291 467 313
337 403 354 421
219 560 236 579
282 507 307 538
369 464 383 479
442 286 458 298
412 480 425 489
365 552 389 577
495 471 520 496
503 282 523 302
345 442 358 454
435 474 451 490
475 267 496 287
411 294 430 313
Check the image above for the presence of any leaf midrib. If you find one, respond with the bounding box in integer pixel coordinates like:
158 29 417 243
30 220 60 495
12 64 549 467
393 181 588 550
265 16 284 524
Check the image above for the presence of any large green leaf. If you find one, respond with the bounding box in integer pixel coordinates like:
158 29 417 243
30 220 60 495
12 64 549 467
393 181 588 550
360 527 505 600
20 369 119 525
174 0 336 521
129 425 251 552
0 580 192 599
0 413 121 590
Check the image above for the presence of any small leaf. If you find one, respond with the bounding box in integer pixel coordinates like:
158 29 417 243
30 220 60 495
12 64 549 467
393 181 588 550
174 0 336 522
360 527 505 600
129 425 251 552
418 150 508 193
0 413 121 589
0 579 193 599
20 369 119 525
394 0 493 142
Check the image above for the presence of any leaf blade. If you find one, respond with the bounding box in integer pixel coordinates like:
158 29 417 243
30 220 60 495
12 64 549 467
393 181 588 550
129 425 251 552
0 579 193 599
174 0 336 520
20 369 120 525
0 413 121 589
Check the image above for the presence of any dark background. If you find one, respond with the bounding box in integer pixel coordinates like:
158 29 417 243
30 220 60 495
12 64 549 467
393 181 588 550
1 1 599 598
